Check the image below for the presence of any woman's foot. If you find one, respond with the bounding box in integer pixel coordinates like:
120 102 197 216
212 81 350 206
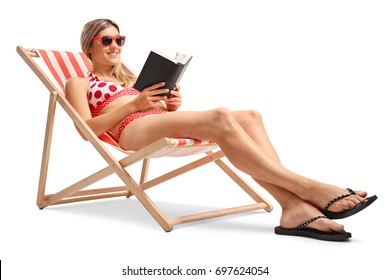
275 200 352 241
321 188 377 219
280 200 346 233
302 184 372 218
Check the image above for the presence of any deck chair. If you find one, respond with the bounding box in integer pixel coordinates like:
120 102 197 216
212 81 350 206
17 46 273 231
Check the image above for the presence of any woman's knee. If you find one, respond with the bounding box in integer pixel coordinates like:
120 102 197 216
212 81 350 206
208 107 242 136
235 110 263 127
247 110 263 124
210 108 263 127
210 107 236 125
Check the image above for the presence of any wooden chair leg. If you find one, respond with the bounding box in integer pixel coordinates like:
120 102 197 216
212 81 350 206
37 92 58 209
211 154 273 212
140 158 150 185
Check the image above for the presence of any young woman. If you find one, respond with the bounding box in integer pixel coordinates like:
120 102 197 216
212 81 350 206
65 18 377 241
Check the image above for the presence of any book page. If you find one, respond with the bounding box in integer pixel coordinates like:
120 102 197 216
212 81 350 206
152 49 176 62
151 49 192 65
175 52 192 64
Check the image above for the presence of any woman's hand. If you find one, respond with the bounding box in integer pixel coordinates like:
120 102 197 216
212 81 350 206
132 82 170 111
165 85 182 111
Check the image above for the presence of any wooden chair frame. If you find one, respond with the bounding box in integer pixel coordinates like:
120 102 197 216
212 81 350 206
17 46 273 231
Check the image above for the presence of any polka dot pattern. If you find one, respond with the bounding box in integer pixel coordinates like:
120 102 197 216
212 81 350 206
89 89 141 117
87 72 168 139
88 72 140 117
118 109 168 138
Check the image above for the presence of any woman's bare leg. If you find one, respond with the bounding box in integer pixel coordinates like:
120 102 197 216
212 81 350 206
229 110 361 231
119 108 366 226
230 111 366 202
121 108 318 194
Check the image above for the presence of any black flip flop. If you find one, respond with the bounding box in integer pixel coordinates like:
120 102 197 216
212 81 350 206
274 215 352 241
322 188 378 219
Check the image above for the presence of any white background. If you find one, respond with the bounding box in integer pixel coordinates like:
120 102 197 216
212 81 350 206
1 0 389 279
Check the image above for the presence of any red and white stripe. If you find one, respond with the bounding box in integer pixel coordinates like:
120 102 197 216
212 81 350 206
37 49 91 91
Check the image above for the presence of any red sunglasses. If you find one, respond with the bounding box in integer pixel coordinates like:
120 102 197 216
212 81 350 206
92 35 126 46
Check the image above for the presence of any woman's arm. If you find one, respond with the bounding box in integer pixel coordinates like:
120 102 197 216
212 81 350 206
65 78 171 139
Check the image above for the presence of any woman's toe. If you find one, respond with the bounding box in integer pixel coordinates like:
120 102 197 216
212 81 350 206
307 217 345 233
328 221 346 233
353 190 368 198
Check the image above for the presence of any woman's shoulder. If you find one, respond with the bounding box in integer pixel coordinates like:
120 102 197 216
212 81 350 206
65 76 89 95
66 76 89 88
66 76 89 85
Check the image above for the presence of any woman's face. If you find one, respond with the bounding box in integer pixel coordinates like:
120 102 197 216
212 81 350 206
89 25 124 67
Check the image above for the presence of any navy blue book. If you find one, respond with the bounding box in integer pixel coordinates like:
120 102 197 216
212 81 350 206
134 50 192 97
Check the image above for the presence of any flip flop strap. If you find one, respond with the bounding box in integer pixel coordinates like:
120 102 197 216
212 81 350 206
324 188 356 210
298 215 327 229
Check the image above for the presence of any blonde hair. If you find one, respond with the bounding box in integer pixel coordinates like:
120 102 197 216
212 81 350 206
80 18 135 87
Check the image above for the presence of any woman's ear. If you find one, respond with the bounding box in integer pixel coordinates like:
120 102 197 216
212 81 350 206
88 46 93 59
